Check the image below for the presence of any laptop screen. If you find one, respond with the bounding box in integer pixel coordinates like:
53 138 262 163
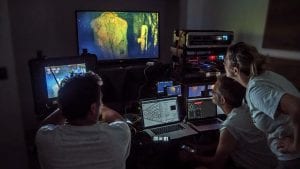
141 97 180 128
186 97 217 120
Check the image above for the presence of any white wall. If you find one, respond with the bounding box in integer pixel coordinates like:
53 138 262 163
183 0 300 60
0 0 28 168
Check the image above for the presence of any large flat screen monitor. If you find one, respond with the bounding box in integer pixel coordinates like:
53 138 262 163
76 11 159 62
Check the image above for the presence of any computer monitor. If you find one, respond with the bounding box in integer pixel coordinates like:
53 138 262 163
141 97 179 128
76 11 160 63
29 56 97 117
156 81 173 94
44 63 86 99
187 84 206 98
186 97 217 120
166 85 182 97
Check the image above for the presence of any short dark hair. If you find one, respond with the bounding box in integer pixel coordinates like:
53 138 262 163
227 42 266 76
58 71 102 121
215 75 246 108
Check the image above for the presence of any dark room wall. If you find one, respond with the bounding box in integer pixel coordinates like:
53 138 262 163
7 0 180 132
183 0 300 60
0 0 28 169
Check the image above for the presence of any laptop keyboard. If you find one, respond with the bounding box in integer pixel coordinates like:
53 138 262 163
151 124 184 135
191 119 221 126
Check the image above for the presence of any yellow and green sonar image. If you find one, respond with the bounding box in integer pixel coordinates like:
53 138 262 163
77 11 159 61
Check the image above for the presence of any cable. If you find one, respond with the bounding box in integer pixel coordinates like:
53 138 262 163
137 65 152 100
143 65 151 82
126 122 138 136
176 31 184 57
49 66 61 88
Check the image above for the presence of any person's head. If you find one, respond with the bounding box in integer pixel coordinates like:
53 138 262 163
212 75 246 112
58 71 103 123
224 42 266 80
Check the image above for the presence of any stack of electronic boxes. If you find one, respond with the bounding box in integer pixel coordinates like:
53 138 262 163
170 30 233 83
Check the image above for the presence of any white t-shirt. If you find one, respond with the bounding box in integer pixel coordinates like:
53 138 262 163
36 121 131 169
246 71 300 160
222 103 277 169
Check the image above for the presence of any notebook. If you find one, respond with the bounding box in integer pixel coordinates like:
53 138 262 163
186 97 223 132
140 97 197 139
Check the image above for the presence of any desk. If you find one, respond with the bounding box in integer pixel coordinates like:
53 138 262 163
126 129 219 169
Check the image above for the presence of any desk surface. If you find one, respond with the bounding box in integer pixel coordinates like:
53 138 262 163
127 129 219 169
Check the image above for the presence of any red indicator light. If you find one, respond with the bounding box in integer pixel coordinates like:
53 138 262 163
194 101 203 105
208 55 217 61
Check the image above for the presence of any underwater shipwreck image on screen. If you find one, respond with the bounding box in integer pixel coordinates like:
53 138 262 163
76 11 159 61
44 63 86 99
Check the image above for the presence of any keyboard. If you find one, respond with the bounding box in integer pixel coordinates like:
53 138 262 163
191 118 221 126
151 124 184 135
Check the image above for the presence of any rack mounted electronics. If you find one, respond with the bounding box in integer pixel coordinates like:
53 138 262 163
170 30 234 82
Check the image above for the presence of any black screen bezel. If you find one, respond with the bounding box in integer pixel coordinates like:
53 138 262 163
29 56 97 116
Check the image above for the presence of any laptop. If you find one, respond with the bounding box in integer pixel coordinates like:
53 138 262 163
186 97 223 132
140 97 197 139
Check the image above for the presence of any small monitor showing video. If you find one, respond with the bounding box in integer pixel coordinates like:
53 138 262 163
44 63 86 99
166 85 182 96
156 81 173 94
188 85 206 98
